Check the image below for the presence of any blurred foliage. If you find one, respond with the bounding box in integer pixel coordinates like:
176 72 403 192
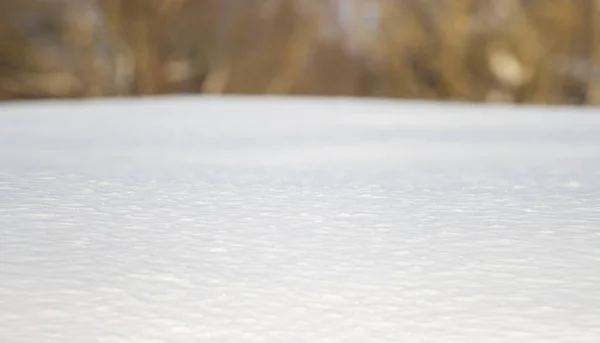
0 0 599 105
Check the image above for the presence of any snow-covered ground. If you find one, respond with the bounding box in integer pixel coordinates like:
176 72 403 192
0 96 599 343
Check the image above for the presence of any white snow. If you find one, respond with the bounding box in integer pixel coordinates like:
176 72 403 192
0 96 599 343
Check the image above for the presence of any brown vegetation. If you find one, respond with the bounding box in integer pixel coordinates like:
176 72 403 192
0 0 598 105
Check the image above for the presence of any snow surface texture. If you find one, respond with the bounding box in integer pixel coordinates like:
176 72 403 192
0 96 599 343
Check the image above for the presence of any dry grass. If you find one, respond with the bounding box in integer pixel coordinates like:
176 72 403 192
0 0 598 105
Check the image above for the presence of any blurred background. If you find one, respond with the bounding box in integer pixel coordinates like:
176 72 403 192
0 0 598 105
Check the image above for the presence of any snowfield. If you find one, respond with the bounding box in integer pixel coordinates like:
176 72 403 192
0 96 599 343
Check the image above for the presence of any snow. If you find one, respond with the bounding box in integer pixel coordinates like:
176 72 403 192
0 96 599 343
